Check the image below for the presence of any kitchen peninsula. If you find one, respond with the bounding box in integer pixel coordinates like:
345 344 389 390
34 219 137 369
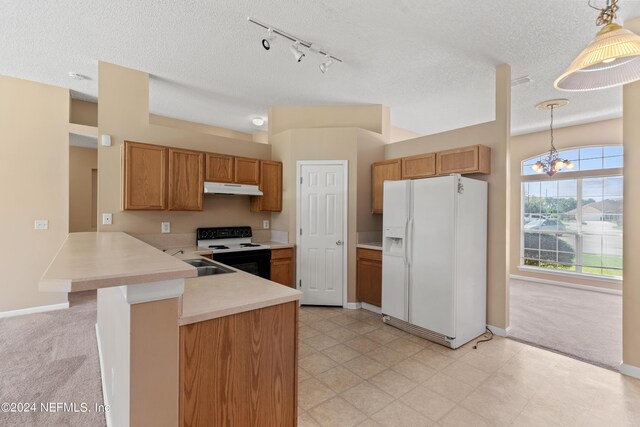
39 232 302 427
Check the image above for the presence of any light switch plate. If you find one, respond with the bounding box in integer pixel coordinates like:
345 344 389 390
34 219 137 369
34 219 48 230
161 222 170 233
102 213 113 225
263 220 269 229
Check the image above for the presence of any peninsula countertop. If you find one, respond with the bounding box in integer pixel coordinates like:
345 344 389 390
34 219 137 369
176 250 302 325
39 232 197 293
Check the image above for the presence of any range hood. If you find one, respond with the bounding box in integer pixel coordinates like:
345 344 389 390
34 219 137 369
204 182 263 196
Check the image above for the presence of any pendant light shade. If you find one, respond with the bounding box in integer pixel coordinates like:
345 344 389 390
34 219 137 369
555 0 640 91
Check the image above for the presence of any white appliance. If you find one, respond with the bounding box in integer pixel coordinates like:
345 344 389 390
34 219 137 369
381 174 487 349
204 181 263 196
196 227 271 279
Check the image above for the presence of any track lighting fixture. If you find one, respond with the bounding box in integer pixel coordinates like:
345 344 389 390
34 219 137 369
262 28 275 51
319 56 333 74
289 42 305 62
248 17 343 73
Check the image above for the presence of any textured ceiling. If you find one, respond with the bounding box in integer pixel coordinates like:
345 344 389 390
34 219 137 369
1 0 639 136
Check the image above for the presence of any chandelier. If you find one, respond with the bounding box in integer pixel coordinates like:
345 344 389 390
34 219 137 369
555 0 640 91
531 99 575 176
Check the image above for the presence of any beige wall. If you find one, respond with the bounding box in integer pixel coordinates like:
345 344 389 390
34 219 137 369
271 126 386 302
69 146 98 232
149 113 254 142
70 99 97 127
385 65 511 330
0 76 69 312
97 62 272 235
269 104 390 141
390 126 422 143
623 16 640 371
510 119 623 290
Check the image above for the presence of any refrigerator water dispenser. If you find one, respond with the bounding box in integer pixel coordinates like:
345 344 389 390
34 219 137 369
383 226 405 256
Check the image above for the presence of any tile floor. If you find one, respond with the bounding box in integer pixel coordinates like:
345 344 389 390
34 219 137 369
297 306 640 427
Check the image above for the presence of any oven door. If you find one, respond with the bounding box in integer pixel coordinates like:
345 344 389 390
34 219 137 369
211 249 271 279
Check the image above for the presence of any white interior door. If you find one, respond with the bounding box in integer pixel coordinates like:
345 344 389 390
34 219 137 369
298 161 347 306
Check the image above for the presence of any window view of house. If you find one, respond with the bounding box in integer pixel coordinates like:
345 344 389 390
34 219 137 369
521 146 623 278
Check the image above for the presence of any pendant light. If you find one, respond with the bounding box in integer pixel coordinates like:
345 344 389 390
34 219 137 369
555 0 640 91
531 99 575 176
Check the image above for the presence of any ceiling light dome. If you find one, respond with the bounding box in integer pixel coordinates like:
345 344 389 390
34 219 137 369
555 0 640 91
252 117 265 126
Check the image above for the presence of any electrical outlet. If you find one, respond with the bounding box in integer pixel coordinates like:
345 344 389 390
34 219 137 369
34 220 48 230
102 213 113 225
263 220 269 229
161 222 170 233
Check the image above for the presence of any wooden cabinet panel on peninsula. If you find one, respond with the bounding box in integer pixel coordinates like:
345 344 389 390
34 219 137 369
357 248 382 307
436 145 491 175
180 302 298 427
168 148 204 211
205 153 234 183
270 247 294 287
371 159 401 214
123 141 167 210
251 160 283 212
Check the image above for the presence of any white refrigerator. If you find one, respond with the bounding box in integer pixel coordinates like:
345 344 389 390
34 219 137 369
381 174 487 349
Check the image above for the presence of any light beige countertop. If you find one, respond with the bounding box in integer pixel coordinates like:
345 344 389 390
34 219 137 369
176 250 302 325
357 242 382 250
257 241 295 249
39 232 197 293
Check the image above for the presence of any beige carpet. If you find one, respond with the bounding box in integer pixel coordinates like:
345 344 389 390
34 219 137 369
0 291 105 426
509 279 622 370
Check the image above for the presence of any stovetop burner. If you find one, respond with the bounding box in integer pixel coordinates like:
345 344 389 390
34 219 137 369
240 243 261 247
209 245 230 249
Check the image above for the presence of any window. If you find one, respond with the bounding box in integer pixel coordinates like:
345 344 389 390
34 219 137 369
521 146 623 278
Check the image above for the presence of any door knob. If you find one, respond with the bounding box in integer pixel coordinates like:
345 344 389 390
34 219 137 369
336 240 343 246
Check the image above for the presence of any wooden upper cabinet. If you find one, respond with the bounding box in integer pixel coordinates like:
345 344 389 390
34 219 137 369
436 145 491 175
205 153 234 182
251 160 282 212
401 153 436 179
168 148 204 211
123 141 167 210
371 159 401 214
234 157 260 185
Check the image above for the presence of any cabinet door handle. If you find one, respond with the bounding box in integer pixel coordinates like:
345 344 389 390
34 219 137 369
336 240 343 246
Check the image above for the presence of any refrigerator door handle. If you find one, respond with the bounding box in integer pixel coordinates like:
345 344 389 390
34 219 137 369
406 217 414 267
402 218 409 266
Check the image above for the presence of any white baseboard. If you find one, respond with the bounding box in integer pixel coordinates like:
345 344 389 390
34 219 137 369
361 302 381 314
487 324 512 337
0 302 69 319
95 324 113 427
620 363 640 379
344 302 362 310
510 274 622 295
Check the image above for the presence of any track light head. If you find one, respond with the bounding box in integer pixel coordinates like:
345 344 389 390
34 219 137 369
262 28 275 50
289 42 305 62
319 56 334 74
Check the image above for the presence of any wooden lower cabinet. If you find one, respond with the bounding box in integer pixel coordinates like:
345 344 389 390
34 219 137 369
180 302 298 427
270 248 295 287
357 248 382 307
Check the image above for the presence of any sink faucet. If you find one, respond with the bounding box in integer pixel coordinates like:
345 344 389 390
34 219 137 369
163 249 184 256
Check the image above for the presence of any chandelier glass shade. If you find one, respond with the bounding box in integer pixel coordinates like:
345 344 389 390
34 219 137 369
554 0 640 91
532 100 575 177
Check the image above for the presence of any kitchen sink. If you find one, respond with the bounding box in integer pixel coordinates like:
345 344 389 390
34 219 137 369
182 259 235 276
